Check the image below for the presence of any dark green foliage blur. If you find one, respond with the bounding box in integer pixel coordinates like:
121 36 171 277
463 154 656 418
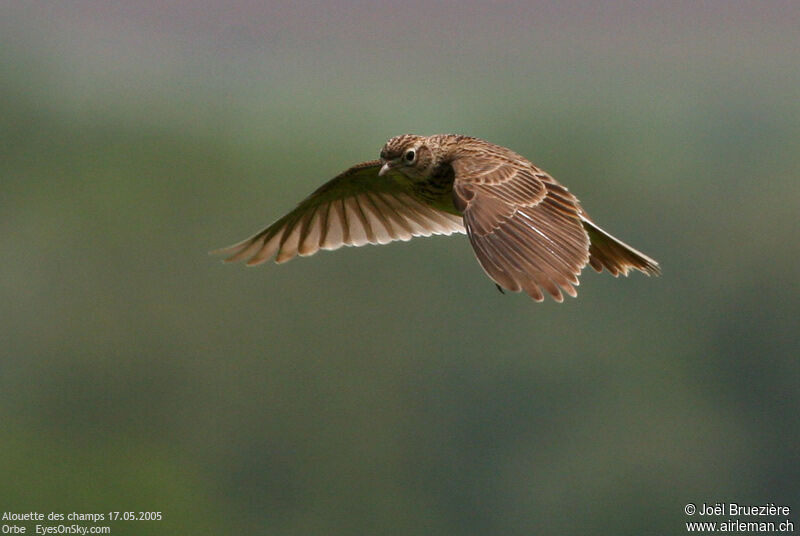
1 3 798 535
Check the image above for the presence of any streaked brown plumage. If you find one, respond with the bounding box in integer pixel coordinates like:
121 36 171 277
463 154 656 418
215 134 660 301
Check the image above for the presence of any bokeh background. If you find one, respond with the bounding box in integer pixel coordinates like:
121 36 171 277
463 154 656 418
2 2 798 534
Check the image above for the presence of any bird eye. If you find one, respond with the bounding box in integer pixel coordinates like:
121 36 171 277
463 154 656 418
404 149 416 162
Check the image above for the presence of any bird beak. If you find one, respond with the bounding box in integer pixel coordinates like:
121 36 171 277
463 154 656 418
378 162 391 177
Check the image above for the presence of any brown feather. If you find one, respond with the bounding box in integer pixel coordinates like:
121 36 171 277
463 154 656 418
453 158 589 302
214 134 659 302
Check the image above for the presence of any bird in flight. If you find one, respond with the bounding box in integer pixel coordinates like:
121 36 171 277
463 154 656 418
215 134 659 301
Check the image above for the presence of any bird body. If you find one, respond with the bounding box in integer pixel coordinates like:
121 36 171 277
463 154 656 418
216 134 659 301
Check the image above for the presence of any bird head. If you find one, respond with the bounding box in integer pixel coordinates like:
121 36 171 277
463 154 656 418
378 134 436 180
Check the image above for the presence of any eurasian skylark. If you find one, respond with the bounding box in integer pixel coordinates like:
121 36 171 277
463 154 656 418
215 134 659 301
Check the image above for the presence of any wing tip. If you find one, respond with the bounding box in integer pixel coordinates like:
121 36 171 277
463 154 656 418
644 261 662 277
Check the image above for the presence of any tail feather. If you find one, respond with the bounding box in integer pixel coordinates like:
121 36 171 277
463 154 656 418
581 217 660 277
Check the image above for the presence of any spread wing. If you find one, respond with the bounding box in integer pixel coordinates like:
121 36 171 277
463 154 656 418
452 157 590 302
214 160 465 265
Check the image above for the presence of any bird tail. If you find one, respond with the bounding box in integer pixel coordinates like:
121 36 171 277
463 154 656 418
581 217 661 277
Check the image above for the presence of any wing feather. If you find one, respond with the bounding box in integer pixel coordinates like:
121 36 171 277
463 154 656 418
453 158 589 301
245 228 284 266
298 209 322 256
372 192 415 240
361 192 397 243
214 161 465 265
343 198 368 246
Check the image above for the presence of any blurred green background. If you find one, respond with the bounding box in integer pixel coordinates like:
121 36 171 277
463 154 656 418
2 2 798 534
